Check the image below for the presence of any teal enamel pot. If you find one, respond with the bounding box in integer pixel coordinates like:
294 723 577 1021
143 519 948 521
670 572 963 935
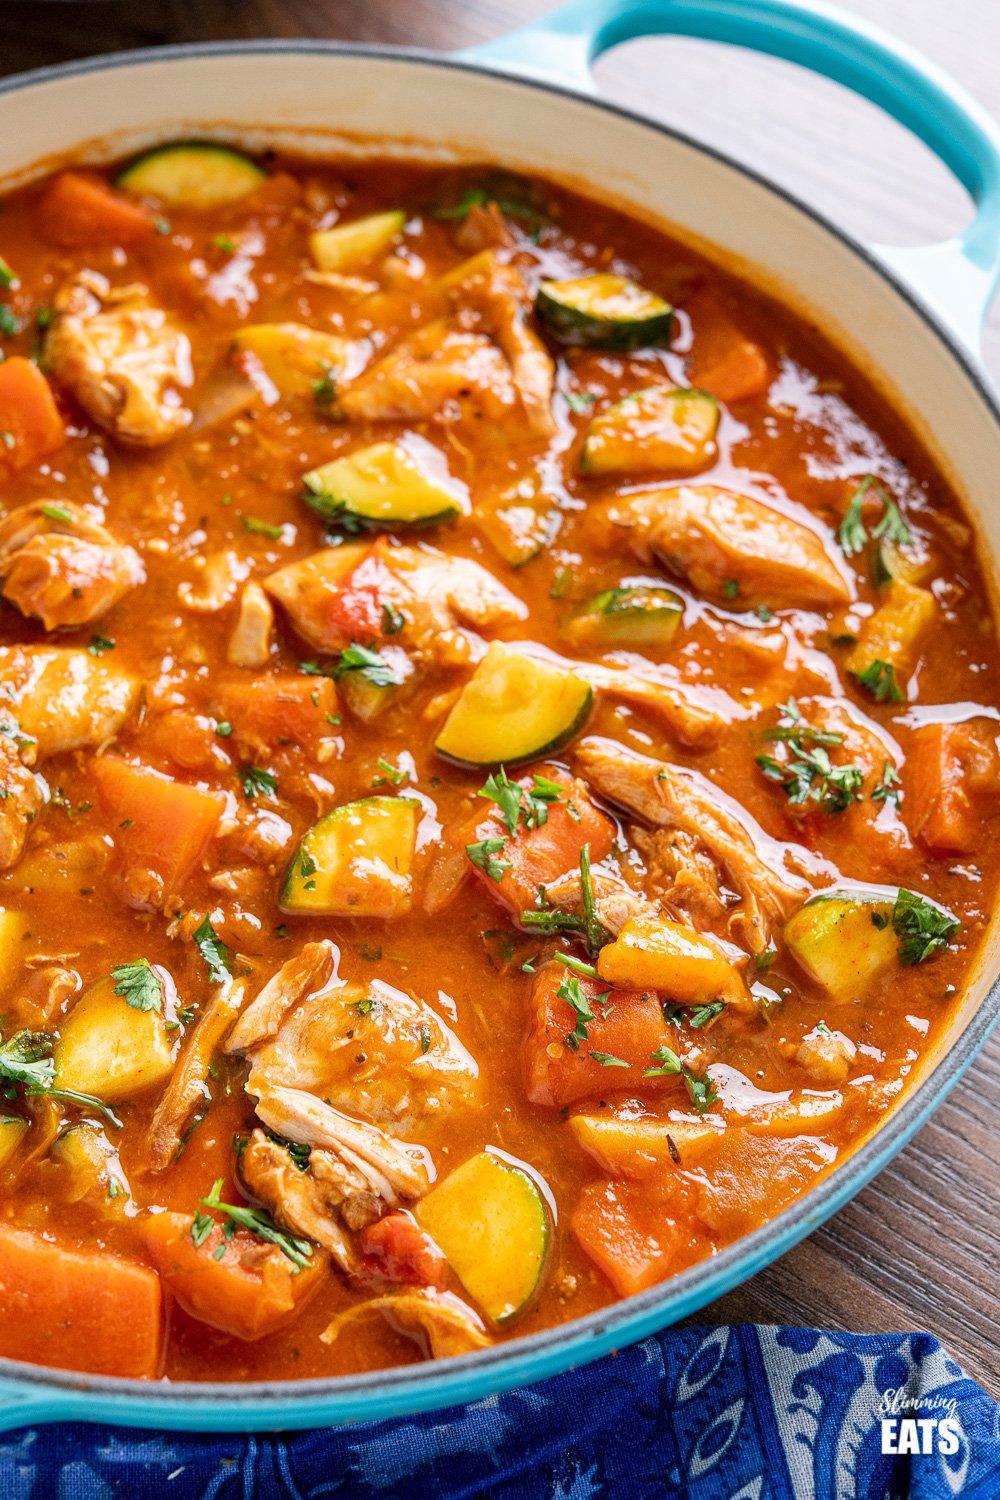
0 0 999 1434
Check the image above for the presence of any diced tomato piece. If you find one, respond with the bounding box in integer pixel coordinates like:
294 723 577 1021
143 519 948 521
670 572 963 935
36 171 156 247
523 964 667 1108
141 1212 326 1341
358 1211 449 1288
0 357 66 474
571 1179 701 1297
324 550 396 642
457 767 615 917
0 1223 163 1377
905 720 1000 855
688 308 770 403
217 674 338 754
93 757 225 892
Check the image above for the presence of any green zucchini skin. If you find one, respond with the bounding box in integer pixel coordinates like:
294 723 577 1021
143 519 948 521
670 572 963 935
536 274 673 351
434 643 594 767
116 143 265 207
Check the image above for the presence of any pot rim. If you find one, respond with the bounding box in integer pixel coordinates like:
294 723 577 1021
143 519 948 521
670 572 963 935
0 35 997 1417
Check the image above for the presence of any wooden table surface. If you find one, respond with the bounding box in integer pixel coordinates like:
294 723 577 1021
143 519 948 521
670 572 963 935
2 0 998 1392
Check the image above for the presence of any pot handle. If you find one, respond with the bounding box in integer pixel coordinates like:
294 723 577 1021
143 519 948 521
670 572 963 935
461 0 1000 356
0 1374 91 1431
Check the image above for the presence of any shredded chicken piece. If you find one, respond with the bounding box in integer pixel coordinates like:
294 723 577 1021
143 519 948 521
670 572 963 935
227 580 274 667
148 980 247 1170
453 202 516 254
321 1289 491 1358
16 964 80 1028
575 659 735 750
265 540 525 664
47 271 193 446
225 940 337 1056
239 1129 358 1272
0 646 142 758
254 1087 431 1203
600 484 852 610
178 549 251 614
575 736 809 951
0 500 144 631
795 1027 857 1085
542 867 659 936
0 736 44 871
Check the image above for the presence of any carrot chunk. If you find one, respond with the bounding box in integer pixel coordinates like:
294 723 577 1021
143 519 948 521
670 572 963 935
571 1179 700 1297
688 309 770 403
359 1211 449 1288
523 964 667 1107
141 1211 326 1341
93 757 225 891
0 1223 163 1377
216 674 338 754
458 768 615 916
36 171 155 247
0 357 66 474
905 720 1000 855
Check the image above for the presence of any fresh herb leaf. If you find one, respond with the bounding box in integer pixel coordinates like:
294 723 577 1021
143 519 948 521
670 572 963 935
644 1045 681 1078
381 602 406 635
312 370 337 409
477 766 523 837
872 760 903 806
87 634 115 656
838 475 912 558
757 702 864 813
215 720 233 737
243 516 284 540
589 1051 628 1067
40 504 72 523
520 907 584 935
549 567 574 599
683 1067 719 1114
565 391 596 414
372 756 408 788
192 914 234 985
0 258 17 290
196 1178 314 1271
579 842 605 956
558 974 601 1050
241 764 278 800
723 578 740 601
0 305 20 338
466 837 511 884
688 1000 725 1029
213 233 236 254
892 888 959 966
0 1028 119 1126
111 959 163 1013
334 642 404 688
854 659 904 703
555 951 599 979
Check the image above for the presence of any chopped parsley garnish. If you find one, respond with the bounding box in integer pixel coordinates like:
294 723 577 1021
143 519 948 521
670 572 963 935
756 949 777 973
193 1178 314 1271
555 951 599 979
565 390 596 414
892 888 959 966
215 720 233 737
688 1001 725 1029
40 504 72 523
549 567 574 599
872 761 903 806
478 767 523 837
520 907 584 935
192 914 235 985
0 305 20 337
241 764 278 800
432 183 547 229
589 1051 628 1067
297 849 318 891
312 370 337 409
643 1046 718 1113
354 996 378 1015
579 842 606 956
853 659 905 703
373 757 408 788
213 233 236 254
0 258 17 290
0 1028 119 1127
333 642 404 688
838 475 912 559
559 973 604 1051
466 837 511 884
243 516 284 540
381 602 406 635
477 765 570 837
87 634 115 655
757 700 864 812
723 578 740 601
111 959 163 1013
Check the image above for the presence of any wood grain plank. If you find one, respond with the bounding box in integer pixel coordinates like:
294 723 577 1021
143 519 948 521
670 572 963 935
1 0 998 1392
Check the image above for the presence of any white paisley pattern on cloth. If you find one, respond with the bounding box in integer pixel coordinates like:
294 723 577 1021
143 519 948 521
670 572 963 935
0 1328 995 1499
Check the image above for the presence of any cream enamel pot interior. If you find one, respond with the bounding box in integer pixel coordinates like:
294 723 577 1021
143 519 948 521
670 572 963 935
0 0 999 1433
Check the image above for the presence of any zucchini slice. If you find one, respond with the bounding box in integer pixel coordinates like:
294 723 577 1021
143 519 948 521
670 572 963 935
310 210 405 273
0 1116 28 1170
232 323 348 399
434 643 593 766
116 143 265 207
303 440 467 531
415 1151 550 1324
477 489 560 567
281 796 419 918
536 273 673 351
55 974 174 1103
564 583 683 650
580 386 719 477
784 886 958 999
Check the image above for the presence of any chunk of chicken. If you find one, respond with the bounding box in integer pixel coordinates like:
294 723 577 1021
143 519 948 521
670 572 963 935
47 271 193 446
227 581 274 667
0 501 144 631
226 939 337 1055
579 659 734 750
542 866 659 937
341 253 555 437
0 733 44 871
239 1129 359 1272
575 736 810 952
147 980 247 1171
600 485 851 611
321 1289 491 1358
0 646 142 758
265 540 526 666
795 1026 857 1085
178 549 251 614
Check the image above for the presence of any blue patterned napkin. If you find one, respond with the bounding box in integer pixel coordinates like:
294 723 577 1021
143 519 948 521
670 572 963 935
1 1327 996 1498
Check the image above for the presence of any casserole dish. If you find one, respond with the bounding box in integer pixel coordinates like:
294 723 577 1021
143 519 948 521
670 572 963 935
0 0 999 1432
